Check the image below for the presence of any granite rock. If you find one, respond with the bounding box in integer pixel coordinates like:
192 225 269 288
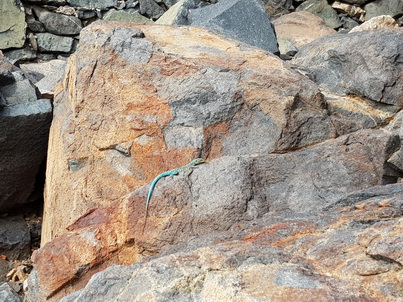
36 33 74 53
364 0 403 21
296 0 342 28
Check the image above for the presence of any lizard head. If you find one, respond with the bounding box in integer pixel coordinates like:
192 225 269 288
191 158 205 165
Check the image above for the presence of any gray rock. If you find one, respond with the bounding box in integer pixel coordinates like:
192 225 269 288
26 15 46 33
67 0 118 9
296 0 342 28
188 0 279 54
139 0 165 19
57 241 376 302
36 33 74 53
0 216 30 260
364 0 403 20
25 0 66 3
0 259 11 283
76 8 97 19
103 9 154 23
0 283 21 302
0 0 27 49
20 59 67 98
33 6 82 36
292 29 403 106
0 71 40 106
0 99 52 212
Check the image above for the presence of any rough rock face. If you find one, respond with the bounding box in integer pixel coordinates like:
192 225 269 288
0 54 52 211
292 29 403 106
32 183 403 302
26 22 403 302
41 21 335 246
27 129 401 301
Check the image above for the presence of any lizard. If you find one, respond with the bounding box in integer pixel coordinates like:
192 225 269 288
142 158 205 232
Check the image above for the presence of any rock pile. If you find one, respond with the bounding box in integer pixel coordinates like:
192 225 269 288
0 0 401 62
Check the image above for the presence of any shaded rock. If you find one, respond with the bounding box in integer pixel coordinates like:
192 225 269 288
277 37 298 59
67 0 118 9
272 11 336 50
0 216 30 260
26 15 46 33
0 0 27 49
76 8 97 19
103 9 154 23
350 15 399 33
0 259 11 283
139 0 165 19
0 56 52 212
41 21 333 245
20 59 67 98
292 29 403 106
36 33 74 53
33 6 82 36
296 0 342 28
188 0 279 54
264 0 294 18
0 282 22 302
364 0 403 21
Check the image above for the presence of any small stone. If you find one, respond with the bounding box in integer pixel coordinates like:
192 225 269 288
139 0 165 19
332 1 365 22
0 282 21 302
36 33 74 53
296 0 342 29
33 7 82 36
103 9 154 23
67 0 118 9
0 216 31 260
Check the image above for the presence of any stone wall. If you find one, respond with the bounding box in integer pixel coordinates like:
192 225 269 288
0 0 402 64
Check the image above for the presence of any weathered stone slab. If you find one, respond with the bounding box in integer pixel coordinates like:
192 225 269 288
67 0 118 9
36 33 74 53
0 0 27 49
349 15 399 33
364 0 403 20
33 6 82 36
292 29 403 106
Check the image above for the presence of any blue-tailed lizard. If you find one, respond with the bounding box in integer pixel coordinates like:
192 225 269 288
143 158 205 232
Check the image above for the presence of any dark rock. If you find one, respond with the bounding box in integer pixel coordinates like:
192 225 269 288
103 9 154 22
364 0 403 20
264 0 294 18
0 259 11 283
76 8 97 19
67 0 118 9
0 216 30 260
26 15 46 33
3 48 37 65
36 33 74 53
188 0 279 54
292 29 403 106
139 0 165 19
296 0 342 28
33 6 82 35
0 282 21 302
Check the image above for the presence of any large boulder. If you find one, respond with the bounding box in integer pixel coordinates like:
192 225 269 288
27 128 401 301
292 29 403 106
0 55 52 212
41 21 335 246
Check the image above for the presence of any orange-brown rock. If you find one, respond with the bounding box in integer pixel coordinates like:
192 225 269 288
272 11 336 49
42 21 335 246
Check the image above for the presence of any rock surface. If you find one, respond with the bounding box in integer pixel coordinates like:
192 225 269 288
272 11 336 51
41 20 335 246
350 15 399 33
0 55 52 212
0 0 26 49
296 0 342 28
292 29 403 106
0 216 31 261
0 282 22 302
